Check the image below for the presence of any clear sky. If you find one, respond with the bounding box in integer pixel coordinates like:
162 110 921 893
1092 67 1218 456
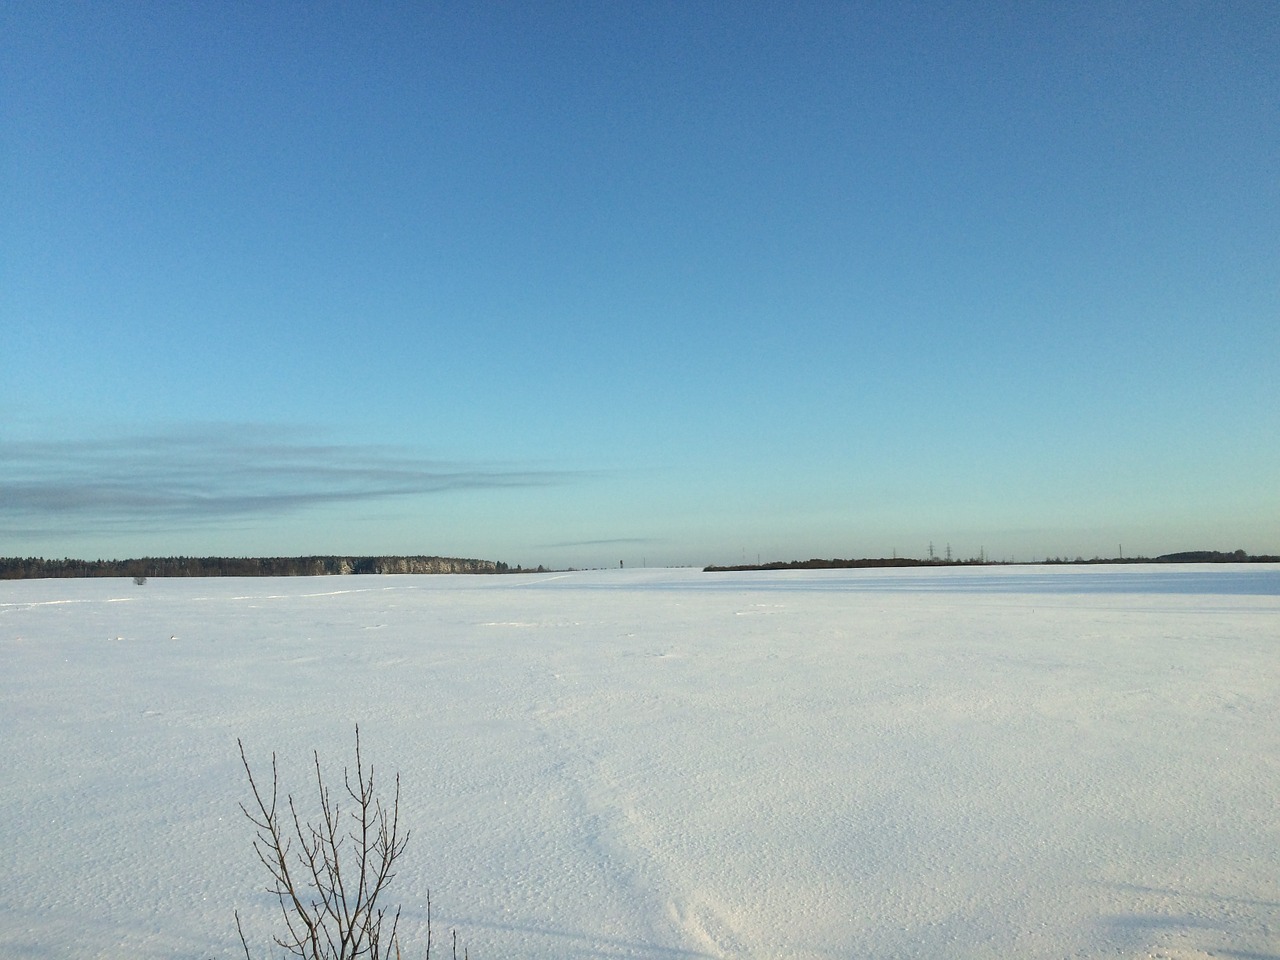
4 2 1277 569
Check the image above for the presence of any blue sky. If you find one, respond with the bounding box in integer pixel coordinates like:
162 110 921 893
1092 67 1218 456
4 2 1277 568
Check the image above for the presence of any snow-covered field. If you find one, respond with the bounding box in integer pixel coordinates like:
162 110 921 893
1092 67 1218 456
2 564 1277 960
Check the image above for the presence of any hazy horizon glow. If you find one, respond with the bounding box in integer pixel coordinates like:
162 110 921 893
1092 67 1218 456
4 4 1277 568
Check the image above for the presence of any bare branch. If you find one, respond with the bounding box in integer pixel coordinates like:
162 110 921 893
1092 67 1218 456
236 730 432 960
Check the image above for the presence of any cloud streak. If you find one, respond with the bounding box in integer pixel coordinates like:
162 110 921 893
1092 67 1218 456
1 425 580 535
540 538 663 548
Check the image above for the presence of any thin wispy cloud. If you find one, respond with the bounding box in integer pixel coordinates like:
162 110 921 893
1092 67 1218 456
1 425 580 535
541 538 663 548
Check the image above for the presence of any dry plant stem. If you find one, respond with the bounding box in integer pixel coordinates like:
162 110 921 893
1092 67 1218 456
236 728 410 960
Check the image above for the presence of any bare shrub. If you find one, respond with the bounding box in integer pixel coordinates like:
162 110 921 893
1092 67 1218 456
236 728 462 959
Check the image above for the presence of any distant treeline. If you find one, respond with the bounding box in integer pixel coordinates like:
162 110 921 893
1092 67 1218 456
707 557 939 573
704 550 1278 573
0 555 522 580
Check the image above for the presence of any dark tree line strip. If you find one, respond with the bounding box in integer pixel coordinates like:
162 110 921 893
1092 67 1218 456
0 556 515 579
705 550 1273 572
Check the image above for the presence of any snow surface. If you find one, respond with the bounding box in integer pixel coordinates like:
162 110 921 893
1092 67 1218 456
2 564 1278 960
